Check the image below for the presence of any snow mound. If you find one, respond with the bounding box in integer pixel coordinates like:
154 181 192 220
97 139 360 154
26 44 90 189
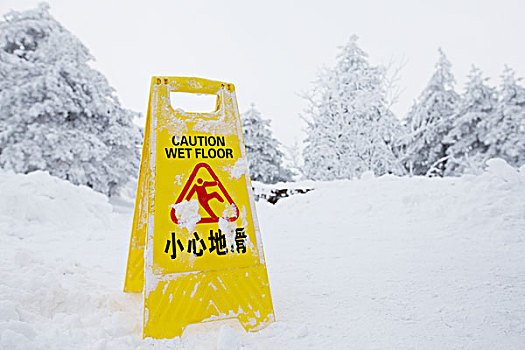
1 161 525 349
486 158 522 183
0 171 112 232
0 170 142 349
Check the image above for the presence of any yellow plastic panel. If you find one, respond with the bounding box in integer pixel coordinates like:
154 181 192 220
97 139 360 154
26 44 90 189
125 77 274 339
123 87 152 293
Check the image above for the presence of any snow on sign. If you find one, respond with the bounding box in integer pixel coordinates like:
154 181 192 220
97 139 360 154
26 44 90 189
124 77 275 339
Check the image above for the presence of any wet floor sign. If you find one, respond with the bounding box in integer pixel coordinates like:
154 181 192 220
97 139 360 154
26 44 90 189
124 77 275 339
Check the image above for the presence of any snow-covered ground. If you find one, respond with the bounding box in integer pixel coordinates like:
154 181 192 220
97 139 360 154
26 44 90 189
1 159 525 349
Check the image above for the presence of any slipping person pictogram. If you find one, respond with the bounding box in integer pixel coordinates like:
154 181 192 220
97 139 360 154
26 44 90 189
185 178 224 220
170 163 239 224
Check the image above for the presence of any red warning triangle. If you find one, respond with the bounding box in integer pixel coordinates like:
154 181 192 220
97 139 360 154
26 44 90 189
170 163 239 224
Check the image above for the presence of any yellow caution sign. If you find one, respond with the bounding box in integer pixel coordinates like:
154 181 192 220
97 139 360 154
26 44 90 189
124 77 275 339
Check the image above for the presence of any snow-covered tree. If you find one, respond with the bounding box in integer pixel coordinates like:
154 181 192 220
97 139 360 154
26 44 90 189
482 66 525 167
0 4 141 196
302 35 404 180
401 49 459 176
282 138 304 180
444 66 497 175
241 104 293 184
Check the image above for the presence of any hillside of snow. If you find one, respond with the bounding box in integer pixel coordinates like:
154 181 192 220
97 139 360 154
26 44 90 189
1 160 525 349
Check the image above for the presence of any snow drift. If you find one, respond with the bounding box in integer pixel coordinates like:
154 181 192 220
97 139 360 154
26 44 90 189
1 160 524 349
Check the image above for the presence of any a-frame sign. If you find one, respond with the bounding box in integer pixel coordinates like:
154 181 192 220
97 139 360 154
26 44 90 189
124 77 275 339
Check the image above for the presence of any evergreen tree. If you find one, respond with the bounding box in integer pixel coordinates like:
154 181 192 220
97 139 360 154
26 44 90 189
302 35 403 180
401 49 459 176
241 104 293 184
0 4 141 196
483 66 525 167
444 66 497 175
282 138 303 180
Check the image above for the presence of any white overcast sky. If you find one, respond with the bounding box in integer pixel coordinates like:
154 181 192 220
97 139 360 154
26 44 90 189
1 0 524 146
